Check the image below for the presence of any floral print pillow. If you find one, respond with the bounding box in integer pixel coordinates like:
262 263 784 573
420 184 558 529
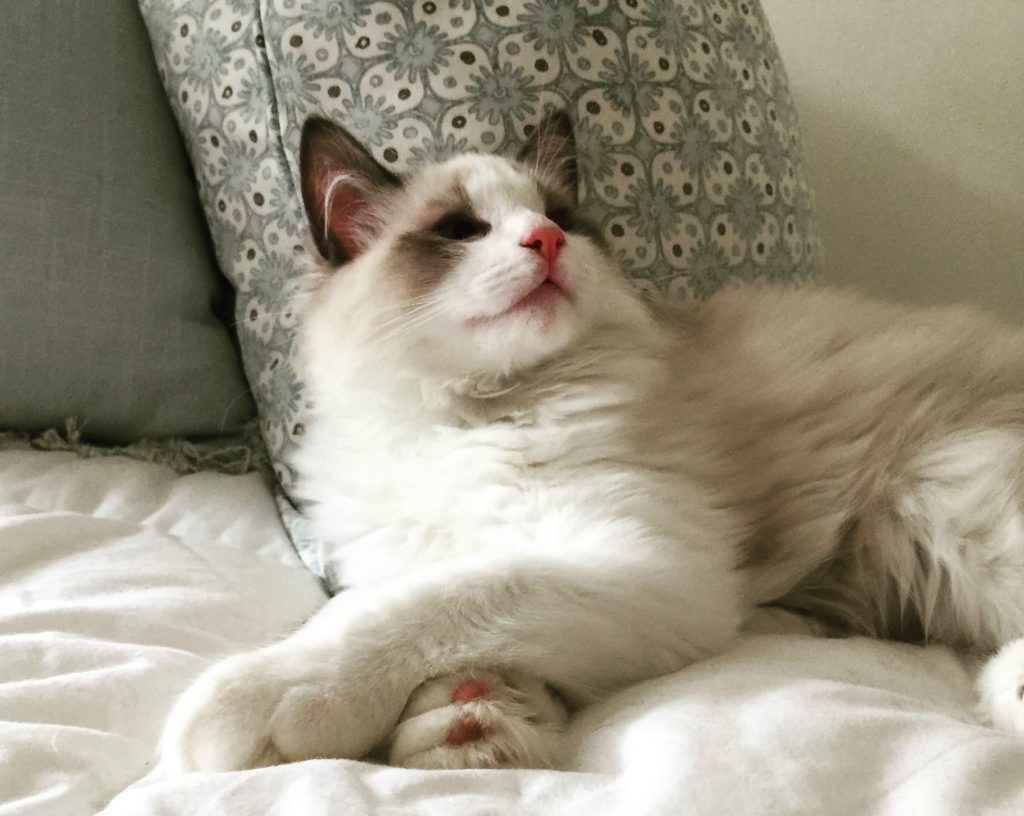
140 0 821 579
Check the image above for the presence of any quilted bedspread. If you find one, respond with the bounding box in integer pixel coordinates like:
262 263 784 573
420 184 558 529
2 449 1023 815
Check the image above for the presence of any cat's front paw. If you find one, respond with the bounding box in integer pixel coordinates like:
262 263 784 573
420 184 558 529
387 670 569 770
978 637 1024 735
159 647 393 773
159 650 286 773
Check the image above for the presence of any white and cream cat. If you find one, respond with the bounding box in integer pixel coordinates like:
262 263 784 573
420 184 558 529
160 111 1024 772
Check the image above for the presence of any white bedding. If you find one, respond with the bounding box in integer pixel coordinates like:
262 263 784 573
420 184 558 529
2 449 1023 815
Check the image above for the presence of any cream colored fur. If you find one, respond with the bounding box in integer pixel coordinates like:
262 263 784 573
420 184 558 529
159 123 1024 774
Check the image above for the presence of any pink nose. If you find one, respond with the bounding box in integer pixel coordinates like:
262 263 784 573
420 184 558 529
519 225 565 268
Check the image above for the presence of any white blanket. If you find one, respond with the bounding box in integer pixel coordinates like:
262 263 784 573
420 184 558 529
2 450 1023 815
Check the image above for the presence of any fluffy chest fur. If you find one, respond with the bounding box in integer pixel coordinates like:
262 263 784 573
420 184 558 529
293 326 741 589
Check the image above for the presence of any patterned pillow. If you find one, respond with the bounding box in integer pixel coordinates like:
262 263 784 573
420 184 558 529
139 0 821 579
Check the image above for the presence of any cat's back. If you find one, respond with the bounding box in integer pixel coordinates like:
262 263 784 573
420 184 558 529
655 285 1024 606
662 285 1024 417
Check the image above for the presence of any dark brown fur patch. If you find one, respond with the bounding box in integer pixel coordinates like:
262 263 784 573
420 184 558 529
391 230 470 293
390 181 483 293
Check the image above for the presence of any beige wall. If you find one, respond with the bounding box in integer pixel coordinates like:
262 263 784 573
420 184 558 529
761 0 1024 322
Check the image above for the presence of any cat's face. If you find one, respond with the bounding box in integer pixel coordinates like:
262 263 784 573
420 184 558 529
299 112 631 379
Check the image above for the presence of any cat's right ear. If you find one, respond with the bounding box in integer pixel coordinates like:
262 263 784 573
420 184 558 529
300 116 402 267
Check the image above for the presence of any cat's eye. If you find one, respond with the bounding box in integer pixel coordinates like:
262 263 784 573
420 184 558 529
431 213 489 241
546 208 574 232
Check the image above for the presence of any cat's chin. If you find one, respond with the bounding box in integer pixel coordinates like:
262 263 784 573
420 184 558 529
459 291 580 375
466 280 567 329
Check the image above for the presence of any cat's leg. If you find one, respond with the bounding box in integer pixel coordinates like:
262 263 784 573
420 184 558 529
159 530 742 772
386 669 568 769
977 638 1024 735
783 428 1024 650
839 429 1024 736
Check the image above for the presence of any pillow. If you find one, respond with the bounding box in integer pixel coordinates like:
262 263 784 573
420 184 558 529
139 0 822 577
0 0 254 443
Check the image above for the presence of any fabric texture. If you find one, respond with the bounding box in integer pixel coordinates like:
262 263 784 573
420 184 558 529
2 450 1024 814
0 0 254 442
0 450 326 815
0 417 268 477
138 0 822 505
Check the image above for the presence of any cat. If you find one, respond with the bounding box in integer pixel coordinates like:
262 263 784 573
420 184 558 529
158 110 1024 773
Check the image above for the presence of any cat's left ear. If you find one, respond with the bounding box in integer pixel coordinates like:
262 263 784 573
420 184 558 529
300 116 403 267
517 110 579 205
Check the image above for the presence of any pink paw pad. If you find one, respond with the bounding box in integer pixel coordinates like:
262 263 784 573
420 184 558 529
445 716 491 746
450 677 489 704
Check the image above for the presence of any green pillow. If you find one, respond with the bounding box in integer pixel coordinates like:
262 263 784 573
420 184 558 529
0 0 253 442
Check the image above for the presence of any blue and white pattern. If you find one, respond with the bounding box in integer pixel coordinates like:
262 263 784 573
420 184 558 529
139 0 821 567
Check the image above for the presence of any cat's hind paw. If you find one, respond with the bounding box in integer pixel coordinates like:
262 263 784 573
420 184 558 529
387 670 569 769
978 637 1024 735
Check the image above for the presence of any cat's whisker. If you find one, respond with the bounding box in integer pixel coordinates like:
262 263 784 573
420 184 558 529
370 297 445 337
371 302 446 345
374 292 447 317
473 269 535 303
372 317 434 345
375 304 443 338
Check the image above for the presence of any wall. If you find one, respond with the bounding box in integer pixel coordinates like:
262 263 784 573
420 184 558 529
761 0 1024 322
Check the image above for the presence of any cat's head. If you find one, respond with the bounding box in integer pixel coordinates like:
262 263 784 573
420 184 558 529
299 111 639 382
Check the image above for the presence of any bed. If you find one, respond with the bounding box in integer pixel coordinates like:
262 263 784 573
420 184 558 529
3 447 1023 815
5 0 1024 811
